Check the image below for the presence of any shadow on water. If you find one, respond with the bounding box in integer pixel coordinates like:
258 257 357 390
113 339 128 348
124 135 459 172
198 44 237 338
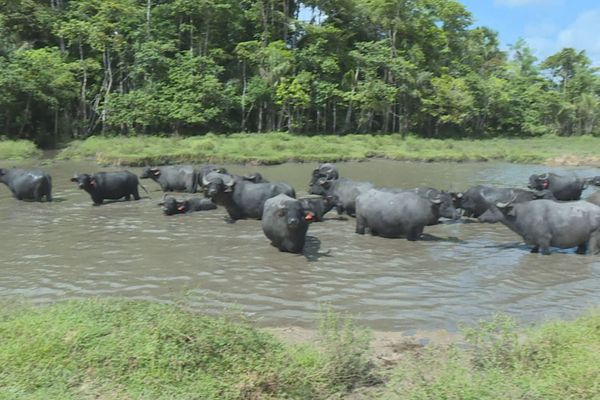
303 235 331 262
420 233 464 244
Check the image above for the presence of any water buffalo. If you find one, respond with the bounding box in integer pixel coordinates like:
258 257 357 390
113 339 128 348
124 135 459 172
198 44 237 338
140 165 198 193
309 177 374 216
0 168 52 201
383 187 461 224
159 195 217 215
202 172 295 221
458 185 555 218
71 171 147 205
262 194 313 253
355 189 441 240
298 196 337 222
528 173 587 201
478 199 600 255
309 163 339 186
198 164 228 179
242 172 268 183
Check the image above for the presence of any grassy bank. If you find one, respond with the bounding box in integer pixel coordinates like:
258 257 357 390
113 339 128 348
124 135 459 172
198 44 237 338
0 140 41 160
372 313 600 400
58 133 600 166
1 300 598 399
0 299 373 399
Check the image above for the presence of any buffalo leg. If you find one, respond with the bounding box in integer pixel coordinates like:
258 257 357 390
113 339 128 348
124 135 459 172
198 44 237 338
576 244 587 255
530 246 539 253
133 188 141 200
355 216 366 234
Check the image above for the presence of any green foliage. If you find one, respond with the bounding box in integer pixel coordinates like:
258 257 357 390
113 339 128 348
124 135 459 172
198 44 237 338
0 299 374 399
0 0 599 140
57 132 600 166
0 140 41 160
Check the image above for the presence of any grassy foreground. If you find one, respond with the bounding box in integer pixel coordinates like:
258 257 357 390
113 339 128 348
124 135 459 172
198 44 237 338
58 133 600 166
0 299 373 399
0 140 41 160
1 300 599 399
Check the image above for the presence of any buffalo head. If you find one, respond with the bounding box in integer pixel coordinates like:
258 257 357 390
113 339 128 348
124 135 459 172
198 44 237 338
528 173 550 191
140 167 161 179
202 172 235 198
70 174 96 192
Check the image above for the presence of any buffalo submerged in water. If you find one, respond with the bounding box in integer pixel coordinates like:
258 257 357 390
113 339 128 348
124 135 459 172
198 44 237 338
262 194 314 253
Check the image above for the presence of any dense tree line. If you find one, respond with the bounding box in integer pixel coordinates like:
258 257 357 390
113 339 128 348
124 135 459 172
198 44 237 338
0 0 599 146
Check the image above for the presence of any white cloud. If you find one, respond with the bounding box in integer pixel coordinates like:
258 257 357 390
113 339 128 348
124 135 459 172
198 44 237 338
494 0 564 7
524 8 600 66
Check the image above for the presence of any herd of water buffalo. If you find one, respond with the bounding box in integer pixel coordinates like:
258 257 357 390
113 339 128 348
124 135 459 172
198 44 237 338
3 163 600 255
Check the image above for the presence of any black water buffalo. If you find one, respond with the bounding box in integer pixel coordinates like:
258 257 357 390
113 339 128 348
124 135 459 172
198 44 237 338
478 199 600 255
309 177 374 216
202 172 295 221
262 194 312 253
198 164 228 179
528 173 587 201
383 187 461 224
0 168 52 201
71 171 147 205
298 196 337 222
242 172 268 183
309 163 339 186
355 189 441 240
458 185 555 218
159 195 217 215
140 165 198 193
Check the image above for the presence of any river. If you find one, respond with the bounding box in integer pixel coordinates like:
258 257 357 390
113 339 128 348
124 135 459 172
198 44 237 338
1 159 599 333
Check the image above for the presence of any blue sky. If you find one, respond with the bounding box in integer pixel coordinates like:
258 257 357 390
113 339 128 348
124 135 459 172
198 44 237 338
460 0 600 66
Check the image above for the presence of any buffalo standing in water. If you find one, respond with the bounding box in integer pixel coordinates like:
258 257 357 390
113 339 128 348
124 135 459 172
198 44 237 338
202 172 295 221
0 168 52 201
479 199 600 255
355 189 442 240
71 171 147 205
262 194 313 253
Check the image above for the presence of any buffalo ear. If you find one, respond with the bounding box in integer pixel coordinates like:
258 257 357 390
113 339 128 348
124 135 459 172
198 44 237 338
70 176 78 182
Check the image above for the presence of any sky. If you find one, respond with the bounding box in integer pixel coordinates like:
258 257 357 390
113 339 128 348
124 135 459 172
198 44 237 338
460 0 600 66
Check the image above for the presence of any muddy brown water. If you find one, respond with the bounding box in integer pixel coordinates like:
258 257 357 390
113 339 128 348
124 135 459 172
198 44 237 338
1 159 599 333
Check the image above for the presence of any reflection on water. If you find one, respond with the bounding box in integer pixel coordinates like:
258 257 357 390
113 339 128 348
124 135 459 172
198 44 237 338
1 159 599 331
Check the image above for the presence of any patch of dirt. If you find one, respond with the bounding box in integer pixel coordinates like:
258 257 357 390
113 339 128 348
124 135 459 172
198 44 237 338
266 326 460 367
545 155 600 167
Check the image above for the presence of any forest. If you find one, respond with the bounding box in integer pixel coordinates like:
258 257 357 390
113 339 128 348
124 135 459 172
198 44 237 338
1 0 599 147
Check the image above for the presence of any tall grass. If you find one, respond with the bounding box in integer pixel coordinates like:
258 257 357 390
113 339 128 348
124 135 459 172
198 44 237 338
0 140 40 160
57 133 600 166
0 299 374 399
382 312 600 399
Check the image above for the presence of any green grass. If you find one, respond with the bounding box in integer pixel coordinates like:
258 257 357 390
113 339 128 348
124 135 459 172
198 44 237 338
0 299 373 400
57 133 600 166
379 312 600 400
0 140 41 160
1 300 598 399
